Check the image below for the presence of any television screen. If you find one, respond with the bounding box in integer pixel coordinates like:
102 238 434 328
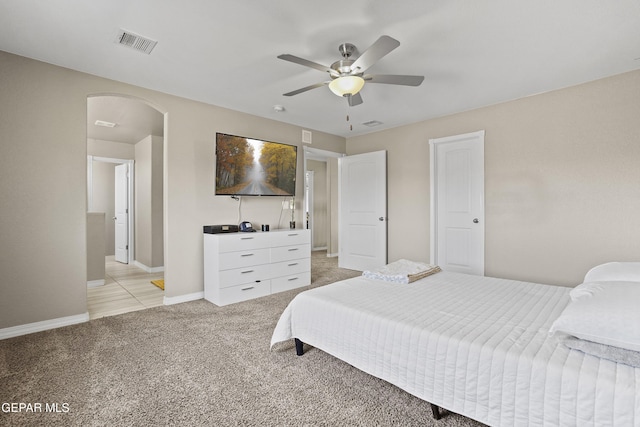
215 133 297 196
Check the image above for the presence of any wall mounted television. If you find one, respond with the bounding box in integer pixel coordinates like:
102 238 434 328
215 133 297 196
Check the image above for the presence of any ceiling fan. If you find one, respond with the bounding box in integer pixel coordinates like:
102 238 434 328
278 35 424 107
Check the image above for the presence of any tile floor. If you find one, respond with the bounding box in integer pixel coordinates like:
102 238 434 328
87 256 165 319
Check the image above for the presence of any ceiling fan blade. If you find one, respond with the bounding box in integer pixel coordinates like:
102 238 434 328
364 74 424 86
278 54 336 75
283 82 329 97
350 35 400 73
347 93 363 107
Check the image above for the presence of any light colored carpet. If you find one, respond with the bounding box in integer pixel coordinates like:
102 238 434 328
0 251 485 426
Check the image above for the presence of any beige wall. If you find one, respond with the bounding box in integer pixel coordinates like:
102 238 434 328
135 135 164 268
347 70 640 286
87 138 135 159
151 135 164 268
328 158 339 256
86 212 105 282
306 160 328 249
89 161 116 254
88 139 136 255
0 50 345 330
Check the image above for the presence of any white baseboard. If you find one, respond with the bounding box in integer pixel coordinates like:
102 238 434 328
0 312 90 340
312 246 328 251
133 260 165 273
326 252 338 258
87 279 105 288
163 291 203 306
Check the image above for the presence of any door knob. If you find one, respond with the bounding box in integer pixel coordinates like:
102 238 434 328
379 217 386 221
473 218 479 223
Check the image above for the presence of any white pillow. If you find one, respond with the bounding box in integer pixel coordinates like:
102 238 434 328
584 262 640 283
569 281 605 301
550 281 640 352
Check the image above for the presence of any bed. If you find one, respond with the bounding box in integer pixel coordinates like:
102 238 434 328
270 262 640 426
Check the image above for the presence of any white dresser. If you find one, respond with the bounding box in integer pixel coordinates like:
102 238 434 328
203 229 311 306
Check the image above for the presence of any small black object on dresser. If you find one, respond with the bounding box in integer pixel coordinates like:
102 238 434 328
203 224 239 234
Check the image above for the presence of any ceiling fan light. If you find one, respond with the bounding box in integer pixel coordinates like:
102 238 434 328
329 76 365 97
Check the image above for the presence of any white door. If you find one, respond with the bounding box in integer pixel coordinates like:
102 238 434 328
338 150 387 271
430 131 484 275
114 163 129 264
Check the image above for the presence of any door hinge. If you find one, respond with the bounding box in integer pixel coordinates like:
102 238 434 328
126 245 129 250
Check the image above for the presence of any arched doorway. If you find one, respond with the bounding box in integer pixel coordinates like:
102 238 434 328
86 94 167 318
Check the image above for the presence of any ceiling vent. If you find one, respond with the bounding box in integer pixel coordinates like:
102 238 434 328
115 29 157 54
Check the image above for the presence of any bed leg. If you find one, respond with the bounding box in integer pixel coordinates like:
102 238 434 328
295 338 304 356
430 403 441 420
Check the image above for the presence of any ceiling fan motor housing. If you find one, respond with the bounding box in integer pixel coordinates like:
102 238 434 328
331 59 357 77
338 43 357 58
332 43 361 77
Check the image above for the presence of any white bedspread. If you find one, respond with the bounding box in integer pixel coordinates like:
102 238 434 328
271 272 640 427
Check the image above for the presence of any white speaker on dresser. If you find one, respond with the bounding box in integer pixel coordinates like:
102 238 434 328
204 229 311 306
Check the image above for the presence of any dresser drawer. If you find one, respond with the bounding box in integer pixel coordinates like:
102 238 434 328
217 233 270 253
270 258 310 277
271 271 310 294
271 244 310 263
219 248 270 270
219 264 271 288
218 280 271 306
269 230 310 247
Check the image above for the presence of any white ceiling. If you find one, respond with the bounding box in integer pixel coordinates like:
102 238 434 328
2 0 640 140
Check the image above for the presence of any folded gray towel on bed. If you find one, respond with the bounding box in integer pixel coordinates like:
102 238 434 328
562 336 640 368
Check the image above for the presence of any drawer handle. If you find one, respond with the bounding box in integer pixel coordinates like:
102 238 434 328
241 253 254 257
287 277 299 281
288 263 298 267
288 248 298 252
287 233 298 236
241 286 255 291
240 237 254 240
241 270 254 274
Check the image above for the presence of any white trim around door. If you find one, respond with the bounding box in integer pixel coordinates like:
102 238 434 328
87 156 135 264
303 146 345 257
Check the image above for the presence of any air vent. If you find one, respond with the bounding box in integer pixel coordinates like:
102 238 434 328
115 29 157 54
302 130 312 144
362 120 383 127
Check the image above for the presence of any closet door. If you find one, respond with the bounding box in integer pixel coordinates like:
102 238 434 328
430 131 484 275
338 150 387 271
